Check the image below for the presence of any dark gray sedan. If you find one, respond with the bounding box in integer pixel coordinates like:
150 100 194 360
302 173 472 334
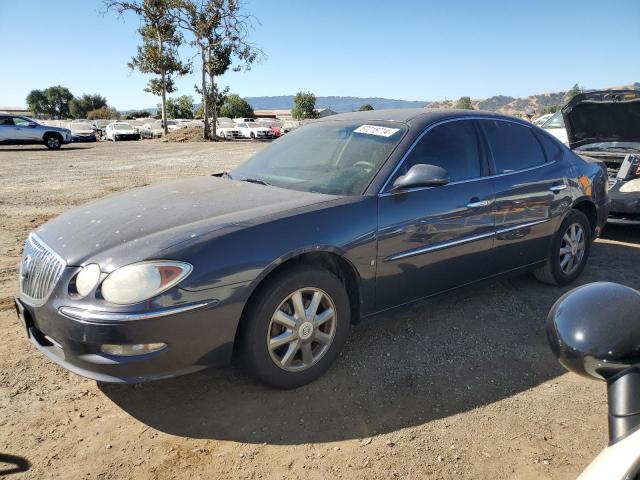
14 109 609 389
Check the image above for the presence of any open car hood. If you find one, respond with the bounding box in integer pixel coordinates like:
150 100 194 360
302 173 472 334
562 90 640 149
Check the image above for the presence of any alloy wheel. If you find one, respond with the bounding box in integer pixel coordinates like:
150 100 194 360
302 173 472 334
47 137 60 148
267 287 337 372
559 223 586 275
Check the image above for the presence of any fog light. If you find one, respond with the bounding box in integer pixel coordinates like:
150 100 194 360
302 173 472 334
101 343 166 356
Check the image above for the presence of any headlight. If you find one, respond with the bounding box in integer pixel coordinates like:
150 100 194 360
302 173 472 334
619 178 640 193
101 261 193 305
75 264 101 298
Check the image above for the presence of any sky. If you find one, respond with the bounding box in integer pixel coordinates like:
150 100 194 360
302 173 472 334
1 0 639 110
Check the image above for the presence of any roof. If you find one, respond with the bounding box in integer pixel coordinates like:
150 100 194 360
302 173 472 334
317 108 520 126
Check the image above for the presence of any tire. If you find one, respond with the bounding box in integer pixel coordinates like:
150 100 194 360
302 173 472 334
250 132 255 140
240 264 351 389
534 210 591 286
44 133 62 150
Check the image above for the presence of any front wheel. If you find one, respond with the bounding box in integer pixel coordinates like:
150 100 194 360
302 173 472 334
44 134 62 150
534 210 591 285
240 265 351 389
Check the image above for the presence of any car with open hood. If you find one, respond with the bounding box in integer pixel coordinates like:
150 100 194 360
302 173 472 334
563 90 640 225
14 109 608 389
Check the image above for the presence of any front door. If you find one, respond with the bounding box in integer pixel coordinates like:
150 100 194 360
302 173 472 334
376 119 496 310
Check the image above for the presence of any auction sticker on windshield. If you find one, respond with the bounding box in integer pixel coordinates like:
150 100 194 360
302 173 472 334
354 125 400 137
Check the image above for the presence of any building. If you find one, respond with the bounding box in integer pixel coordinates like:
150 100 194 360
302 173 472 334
253 108 337 121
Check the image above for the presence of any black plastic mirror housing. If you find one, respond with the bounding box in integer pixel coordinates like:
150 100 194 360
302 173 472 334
547 282 640 381
391 164 449 191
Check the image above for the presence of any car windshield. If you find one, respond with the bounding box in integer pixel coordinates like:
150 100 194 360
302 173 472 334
71 122 92 130
247 123 263 129
113 123 133 130
230 120 407 195
542 111 565 129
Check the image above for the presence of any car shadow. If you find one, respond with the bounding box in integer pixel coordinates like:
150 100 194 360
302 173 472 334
0 146 94 152
100 231 640 445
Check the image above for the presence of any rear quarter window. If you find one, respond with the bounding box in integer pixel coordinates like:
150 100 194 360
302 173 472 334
481 120 546 174
534 129 564 162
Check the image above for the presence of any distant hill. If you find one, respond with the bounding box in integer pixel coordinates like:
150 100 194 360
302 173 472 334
245 95 427 112
121 82 639 117
426 82 640 116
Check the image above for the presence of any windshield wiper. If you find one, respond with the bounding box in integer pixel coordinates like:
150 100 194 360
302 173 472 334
241 177 271 186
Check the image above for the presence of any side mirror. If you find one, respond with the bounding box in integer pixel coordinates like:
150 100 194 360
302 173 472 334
547 282 640 443
391 164 449 191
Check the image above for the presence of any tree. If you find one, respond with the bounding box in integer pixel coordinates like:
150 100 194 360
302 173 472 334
358 104 374 111
165 95 195 118
292 91 318 120
567 83 583 101
87 106 120 120
123 110 152 119
69 94 108 119
26 90 48 117
218 94 253 119
195 85 229 118
26 86 74 119
103 0 191 134
455 96 474 110
170 0 262 139
540 105 560 115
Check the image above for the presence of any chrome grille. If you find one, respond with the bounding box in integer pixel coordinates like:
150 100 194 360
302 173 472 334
19 234 66 306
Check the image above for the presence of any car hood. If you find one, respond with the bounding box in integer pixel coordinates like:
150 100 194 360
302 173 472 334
35 177 337 269
563 90 640 149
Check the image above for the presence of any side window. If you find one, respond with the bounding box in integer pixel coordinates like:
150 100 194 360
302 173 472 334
534 129 564 162
481 120 546 174
0 116 14 126
12 117 31 127
397 120 482 184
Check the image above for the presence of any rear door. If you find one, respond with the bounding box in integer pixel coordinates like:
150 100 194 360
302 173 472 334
478 119 570 272
0 115 16 141
376 119 496 309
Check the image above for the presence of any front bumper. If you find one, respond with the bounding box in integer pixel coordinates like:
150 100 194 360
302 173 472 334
607 181 640 225
15 285 244 382
115 133 141 141
72 134 97 143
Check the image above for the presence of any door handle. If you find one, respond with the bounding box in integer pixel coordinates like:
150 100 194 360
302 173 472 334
467 199 491 208
549 184 568 192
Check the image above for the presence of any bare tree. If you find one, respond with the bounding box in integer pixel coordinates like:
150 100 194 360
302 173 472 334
103 0 190 134
170 0 262 139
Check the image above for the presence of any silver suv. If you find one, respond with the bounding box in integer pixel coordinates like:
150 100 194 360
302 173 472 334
0 114 72 149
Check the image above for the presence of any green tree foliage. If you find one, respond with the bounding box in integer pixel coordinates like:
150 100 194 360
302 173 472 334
540 105 560 115
170 0 262 138
218 94 254 119
123 110 152 119
567 83 583 101
292 91 318 120
69 94 108 119
358 104 374 111
104 0 191 134
195 85 229 118
455 96 474 110
87 106 120 120
26 86 74 118
165 95 195 118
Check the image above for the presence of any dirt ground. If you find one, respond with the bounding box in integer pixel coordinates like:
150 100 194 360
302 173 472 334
1 140 639 479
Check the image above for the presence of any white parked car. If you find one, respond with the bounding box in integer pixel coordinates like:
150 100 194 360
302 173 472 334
540 111 568 144
216 117 242 139
531 113 553 126
105 122 141 141
234 121 275 140
165 120 187 132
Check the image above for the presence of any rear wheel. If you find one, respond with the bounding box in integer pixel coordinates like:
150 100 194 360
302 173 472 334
534 210 591 285
240 265 351 389
44 133 62 150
